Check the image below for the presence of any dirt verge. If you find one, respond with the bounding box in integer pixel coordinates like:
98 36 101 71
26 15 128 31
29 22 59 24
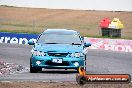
0 81 132 88
0 60 28 75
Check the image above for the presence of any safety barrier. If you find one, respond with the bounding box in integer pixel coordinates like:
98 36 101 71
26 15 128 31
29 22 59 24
85 37 132 52
0 32 38 44
0 32 132 52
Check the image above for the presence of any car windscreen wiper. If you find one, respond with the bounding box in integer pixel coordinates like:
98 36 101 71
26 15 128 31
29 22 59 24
71 43 81 45
45 43 59 44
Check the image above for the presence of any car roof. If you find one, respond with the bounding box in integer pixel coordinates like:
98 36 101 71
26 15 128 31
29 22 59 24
42 29 79 35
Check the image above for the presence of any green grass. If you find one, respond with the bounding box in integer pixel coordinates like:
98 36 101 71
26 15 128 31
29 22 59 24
0 29 40 34
0 6 132 40
0 5 16 8
0 21 132 39
86 35 132 40
2 23 33 27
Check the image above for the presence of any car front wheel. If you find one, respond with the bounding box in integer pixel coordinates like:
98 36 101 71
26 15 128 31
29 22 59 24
30 59 42 73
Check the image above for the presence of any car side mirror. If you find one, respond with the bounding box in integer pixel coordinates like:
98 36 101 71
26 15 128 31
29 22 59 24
81 36 84 40
28 40 35 45
84 42 91 47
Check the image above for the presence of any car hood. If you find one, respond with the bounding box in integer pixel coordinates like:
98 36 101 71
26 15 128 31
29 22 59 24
34 43 83 53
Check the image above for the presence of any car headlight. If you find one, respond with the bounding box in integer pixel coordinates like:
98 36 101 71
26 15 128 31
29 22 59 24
70 52 83 58
31 49 46 56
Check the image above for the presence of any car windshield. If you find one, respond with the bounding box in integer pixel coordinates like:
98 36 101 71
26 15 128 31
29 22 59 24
37 34 81 45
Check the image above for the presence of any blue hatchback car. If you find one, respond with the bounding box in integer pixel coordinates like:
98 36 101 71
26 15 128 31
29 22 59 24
28 29 91 73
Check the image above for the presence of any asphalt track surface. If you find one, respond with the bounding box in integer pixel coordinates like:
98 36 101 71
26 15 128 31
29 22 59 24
0 43 132 82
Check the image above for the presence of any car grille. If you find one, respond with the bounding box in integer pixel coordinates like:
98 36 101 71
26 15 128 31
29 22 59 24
48 53 68 57
45 60 69 66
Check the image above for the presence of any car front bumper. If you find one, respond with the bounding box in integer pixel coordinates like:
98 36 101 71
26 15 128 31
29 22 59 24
31 55 85 69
